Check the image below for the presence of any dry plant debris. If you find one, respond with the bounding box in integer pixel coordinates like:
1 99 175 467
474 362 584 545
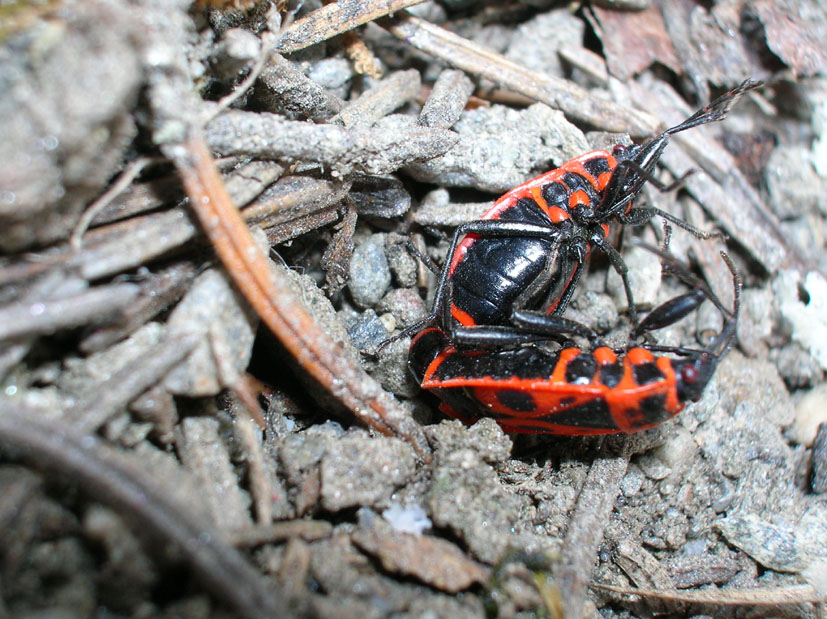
1 0 827 617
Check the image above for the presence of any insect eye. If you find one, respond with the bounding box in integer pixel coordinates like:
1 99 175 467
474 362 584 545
681 365 700 384
612 144 627 156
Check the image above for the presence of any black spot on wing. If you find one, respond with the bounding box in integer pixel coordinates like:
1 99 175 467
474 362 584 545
632 362 665 386
541 182 568 208
599 363 624 388
584 156 611 181
562 171 596 193
639 393 670 424
564 352 597 385
542 400 617 430
496 389 536 412
499 197 552 226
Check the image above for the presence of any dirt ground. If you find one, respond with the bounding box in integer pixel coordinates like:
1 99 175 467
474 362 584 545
1 0 827 617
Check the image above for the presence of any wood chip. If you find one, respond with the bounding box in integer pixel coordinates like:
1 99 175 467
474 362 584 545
588 6 680 81
353 515 489 593
753 0 827 77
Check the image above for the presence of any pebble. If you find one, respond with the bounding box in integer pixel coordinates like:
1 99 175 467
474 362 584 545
772 342 824 389
376 288 427 329
385 236 418 288
348 234 391 308
774 270 827 371
788 383 827 447
346 309 390 352
567 290 618 334
307 58 354 90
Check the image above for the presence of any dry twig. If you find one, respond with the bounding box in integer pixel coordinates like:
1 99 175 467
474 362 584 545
553 452 631 617
275 0 427 54
380 12 659 136
592 582 825 606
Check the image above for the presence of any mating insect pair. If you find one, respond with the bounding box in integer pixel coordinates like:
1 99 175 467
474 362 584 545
382 80 759 434
409 245 741 435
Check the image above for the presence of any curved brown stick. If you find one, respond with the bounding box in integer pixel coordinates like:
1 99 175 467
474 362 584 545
168 133 430 460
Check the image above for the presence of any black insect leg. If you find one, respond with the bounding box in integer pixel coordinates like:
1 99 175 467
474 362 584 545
630 289 706 340
630 241 742 358
510 310 606 348
622 208 723 241
545 258 585 317
503 236 570 315
444 279 576 349
449 325 568 349
404 237 440 276
590 234 639 328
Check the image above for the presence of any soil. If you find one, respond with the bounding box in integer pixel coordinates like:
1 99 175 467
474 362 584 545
1 0 826 617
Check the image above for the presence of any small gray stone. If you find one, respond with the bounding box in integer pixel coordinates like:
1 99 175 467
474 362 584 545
307 57 354 90
346 309 390 352
349 234 391 308
716 514 804 572
619 466 645 497
376 288 427 329
386 237 418 288
210 28 260 80
567 290 619 334
372 336 419 398
772 342 824 389
635 454 671 481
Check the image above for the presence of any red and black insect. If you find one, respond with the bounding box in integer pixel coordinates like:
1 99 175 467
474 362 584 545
393 79 759 351
408 247 740 435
